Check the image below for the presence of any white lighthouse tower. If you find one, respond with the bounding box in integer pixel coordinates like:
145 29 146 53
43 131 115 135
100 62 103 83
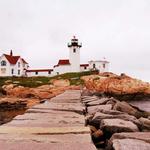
68 36 82 72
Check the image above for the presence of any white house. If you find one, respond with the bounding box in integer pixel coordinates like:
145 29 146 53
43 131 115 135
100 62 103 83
0 37 109 77
88 60 109 72
0 50 28 76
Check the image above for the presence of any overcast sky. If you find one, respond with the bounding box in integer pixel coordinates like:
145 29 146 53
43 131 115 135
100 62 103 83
0 0 149 81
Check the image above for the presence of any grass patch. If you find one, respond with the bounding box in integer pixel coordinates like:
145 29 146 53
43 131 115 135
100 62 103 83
0 71 97 88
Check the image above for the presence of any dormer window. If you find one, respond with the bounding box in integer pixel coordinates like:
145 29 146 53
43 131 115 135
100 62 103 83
1 60 6 66
73 48 76 53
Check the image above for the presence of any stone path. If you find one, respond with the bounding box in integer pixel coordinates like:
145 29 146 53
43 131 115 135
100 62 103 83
0 90 96 150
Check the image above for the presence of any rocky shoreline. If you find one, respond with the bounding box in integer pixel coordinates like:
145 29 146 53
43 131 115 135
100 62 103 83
0 79 80 125
0 73 149 149
81 73 150 97
81 90 150 149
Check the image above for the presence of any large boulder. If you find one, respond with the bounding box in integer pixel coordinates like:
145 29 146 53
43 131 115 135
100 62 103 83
110 132 150 143
113 101 149 118
51 79 70 87
113 101 138 116
81 96 100 103
112 138 150 150
139 117 150 131
2 84 16 91
81 73 150 98
87 104 112 115
89 111 141 129
108 132 150 149
84 97 117 107
100 119 139 134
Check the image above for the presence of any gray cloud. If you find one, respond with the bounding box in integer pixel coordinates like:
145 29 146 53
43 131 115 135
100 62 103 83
0 0 149 81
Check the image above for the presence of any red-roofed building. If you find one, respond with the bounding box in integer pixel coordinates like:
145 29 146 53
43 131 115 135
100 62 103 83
53 59 71 75
0 50 29 76
0 37 110 77
58 59 70 65
26 69 53 77
80 64 89 71
52 37 109 75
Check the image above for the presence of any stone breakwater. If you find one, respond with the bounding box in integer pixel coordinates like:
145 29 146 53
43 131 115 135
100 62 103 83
0 90 96 150
81 91 150 150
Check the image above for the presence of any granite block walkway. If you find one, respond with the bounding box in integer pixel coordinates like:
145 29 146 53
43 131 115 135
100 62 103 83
0 90 96 150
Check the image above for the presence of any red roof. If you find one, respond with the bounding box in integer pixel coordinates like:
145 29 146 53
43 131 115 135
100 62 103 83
4 54 20 64
80 64 89 67
4 53 28 65
58 59 70 65
26 69 53 72
53 65 59 68
21 58 28 64
54 59 70 68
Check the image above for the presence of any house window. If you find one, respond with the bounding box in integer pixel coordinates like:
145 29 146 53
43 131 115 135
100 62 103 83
103 64 106 68
18 62 20 68
35 72 38 75
1 68 6 74
18 70 20 75
93 64 96 69
11 69 14 75
73 48 76 53
1 60 6 66
84 66 87 70
48 71 51 74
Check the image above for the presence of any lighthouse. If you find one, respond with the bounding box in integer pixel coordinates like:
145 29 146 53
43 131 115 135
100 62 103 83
68 36 82 72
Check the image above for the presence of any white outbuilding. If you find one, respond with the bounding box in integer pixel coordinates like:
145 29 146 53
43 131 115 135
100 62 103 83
26 69 53 77
88 60 109 73
0 50 28 77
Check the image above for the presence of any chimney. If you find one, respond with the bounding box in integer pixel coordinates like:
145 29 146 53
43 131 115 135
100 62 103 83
10 50 13 56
